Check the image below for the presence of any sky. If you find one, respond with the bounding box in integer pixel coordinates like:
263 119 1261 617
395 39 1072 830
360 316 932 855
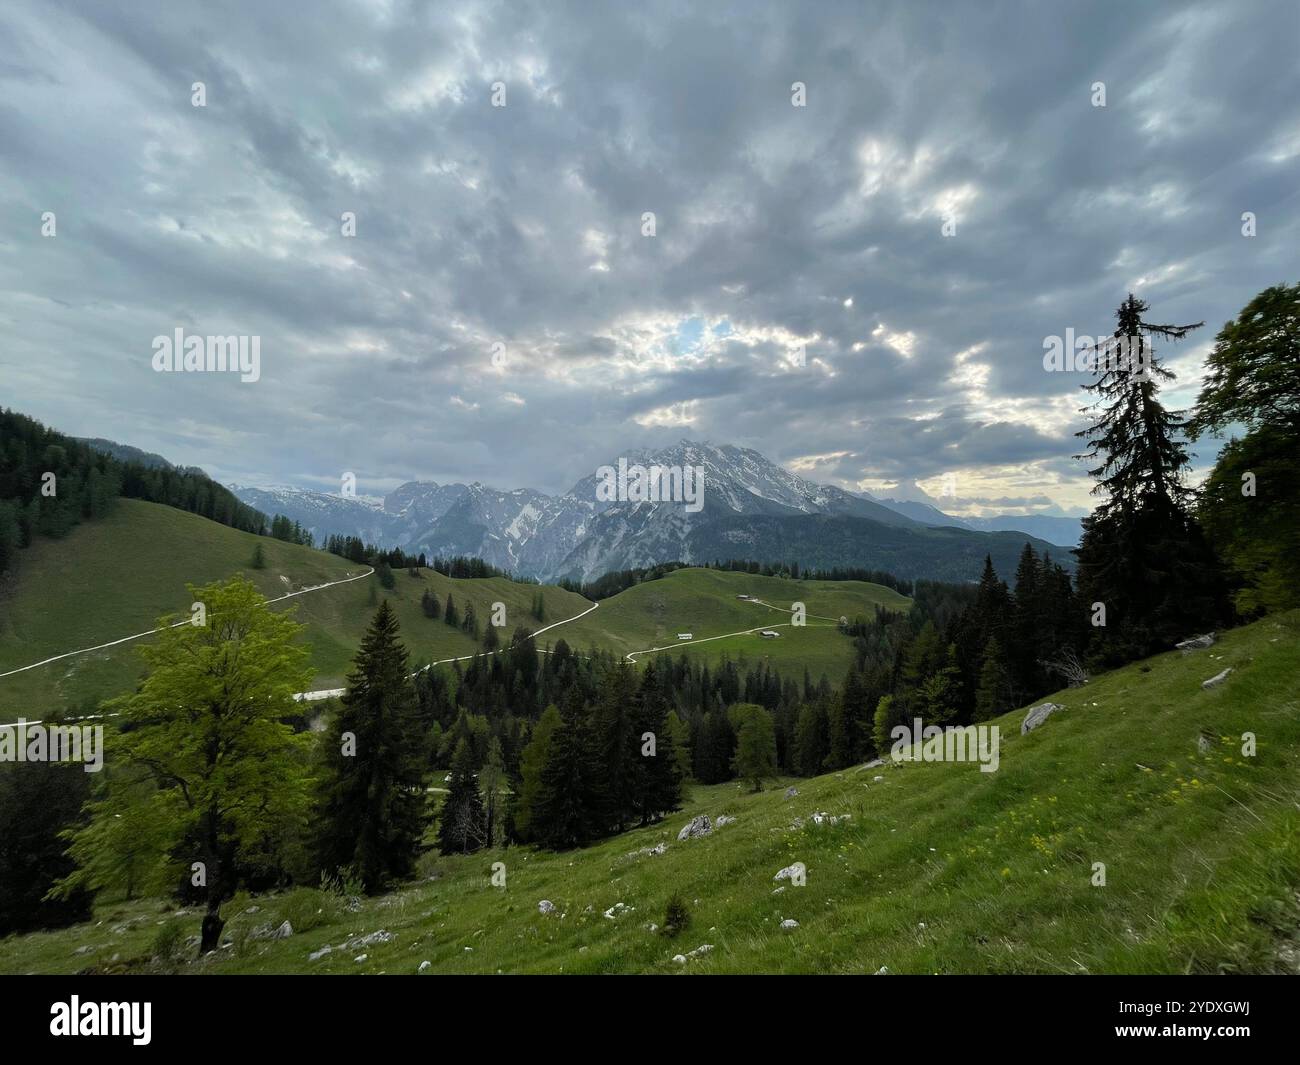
2 0 1297 518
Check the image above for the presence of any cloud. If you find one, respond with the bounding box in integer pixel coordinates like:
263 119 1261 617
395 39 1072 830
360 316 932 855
1 0 1297 504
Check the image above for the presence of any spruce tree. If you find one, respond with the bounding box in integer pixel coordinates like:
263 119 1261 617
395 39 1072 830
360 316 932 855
443 592 459 628
973 637 1013 722
534 697 601 849
421 589 441 620
1075 293 1227 662
318 601 428 892
438 738 486 854
631 667 683 825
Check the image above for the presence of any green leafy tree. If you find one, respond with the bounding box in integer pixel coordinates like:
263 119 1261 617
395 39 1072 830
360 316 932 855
317 601 428 893
1190 283 1300 613
731 704 777 792
64 577 313 953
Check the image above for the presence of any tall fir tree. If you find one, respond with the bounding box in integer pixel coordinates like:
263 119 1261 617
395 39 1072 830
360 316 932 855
1074 293 1228 663
318 600 429 892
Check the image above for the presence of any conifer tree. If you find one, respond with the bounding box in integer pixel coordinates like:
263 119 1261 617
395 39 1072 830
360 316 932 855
631 667 683 824
443 592 459 628
438 739 486 854
1074 293 1227 662
421 589 441 620
973 637 1013 722
513 705 561 842
534 697 601 849
318 601 428 892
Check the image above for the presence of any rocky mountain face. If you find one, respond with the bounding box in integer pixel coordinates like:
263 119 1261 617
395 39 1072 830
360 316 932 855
230 440 1077 582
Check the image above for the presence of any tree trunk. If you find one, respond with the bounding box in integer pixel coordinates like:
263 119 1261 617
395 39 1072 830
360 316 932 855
200 901 224 954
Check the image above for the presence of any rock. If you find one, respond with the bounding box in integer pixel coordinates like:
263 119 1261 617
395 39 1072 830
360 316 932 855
714 815 736 828
780 919 799 930
308 945 334 961
672 954 687 964
774 862 805 882
603 902 633 920
1176 633 1216 653
784 787 798 799
875 966 890 975
271 920 293 939
538 900 556 914
73 945 95 956
1197 733 1214 754
340 930 394 950
354 954 368 963
677 815 712 841
1021 702 1065 734
244 905 260 915
687 944 713 959
418 960 431 973
645 923 659 933
772 886 786 894
648 842 667 856
873 776 884 782
1202 668 1233 690
343 896 362 913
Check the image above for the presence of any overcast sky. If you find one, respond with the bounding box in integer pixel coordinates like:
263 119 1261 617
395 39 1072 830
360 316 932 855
3 0 1297 516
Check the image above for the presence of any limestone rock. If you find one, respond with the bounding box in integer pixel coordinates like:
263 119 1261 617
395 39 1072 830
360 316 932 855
1021 702 1065 734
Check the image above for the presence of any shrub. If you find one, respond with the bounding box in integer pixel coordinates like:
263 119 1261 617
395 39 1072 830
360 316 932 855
660 893 691 938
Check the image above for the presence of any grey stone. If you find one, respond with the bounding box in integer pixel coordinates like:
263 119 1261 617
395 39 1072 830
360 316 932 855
1202 668 1233 690
780 919 799 930
1176 633 1216 653
677 815 712 840
1021 702 1065 734
538 899 556 914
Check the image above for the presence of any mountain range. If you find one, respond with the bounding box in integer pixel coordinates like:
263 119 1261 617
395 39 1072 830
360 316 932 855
230 441 1082 584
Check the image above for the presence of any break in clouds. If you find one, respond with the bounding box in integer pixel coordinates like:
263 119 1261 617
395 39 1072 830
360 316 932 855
2 0 1298 517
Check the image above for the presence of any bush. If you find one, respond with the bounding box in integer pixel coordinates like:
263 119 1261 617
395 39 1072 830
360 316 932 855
660 893 691 937
275 887 335 933
151 917 190 962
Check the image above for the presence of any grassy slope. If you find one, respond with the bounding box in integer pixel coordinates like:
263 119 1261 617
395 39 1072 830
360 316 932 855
560 568 911 679
5 610 1295 975
0 500 591 718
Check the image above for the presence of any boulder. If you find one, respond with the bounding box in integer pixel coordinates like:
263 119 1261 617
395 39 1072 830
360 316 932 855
308 945 334 961
1021 702 1065 734
1176 633 1216 654
538 900 556 915
784 787 799 799
270 920 293 939
714 815 736 828
774 862 806 882
418 960 431 973
1202 668 1233 690
780 919 799 930
677 815 712 841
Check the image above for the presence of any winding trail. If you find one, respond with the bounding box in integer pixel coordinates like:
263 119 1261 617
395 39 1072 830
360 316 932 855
0 567 376 683
293 599 601 701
